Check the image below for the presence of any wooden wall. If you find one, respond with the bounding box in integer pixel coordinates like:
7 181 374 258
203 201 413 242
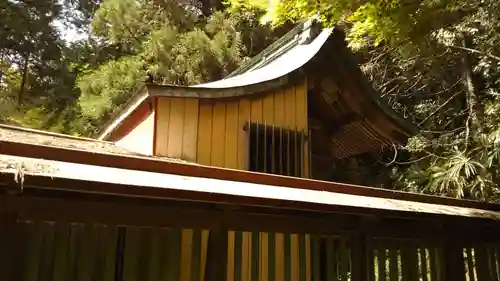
13 218 500 281
14 221 312 281
155 97 199 162
227 231 312 281
196 79 309 175
15 221 210 281
153 79 309 176
115 110 155 155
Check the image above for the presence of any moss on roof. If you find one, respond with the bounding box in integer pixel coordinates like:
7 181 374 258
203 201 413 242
0 125 140 155
0 125 193 169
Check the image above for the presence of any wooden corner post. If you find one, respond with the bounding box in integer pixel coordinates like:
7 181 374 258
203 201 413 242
205 225 229 281
0 208 17 281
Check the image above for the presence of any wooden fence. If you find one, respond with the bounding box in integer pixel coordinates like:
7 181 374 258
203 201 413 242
10 220 500 281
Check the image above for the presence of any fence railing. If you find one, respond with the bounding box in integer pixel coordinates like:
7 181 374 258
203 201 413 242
11 220 500 281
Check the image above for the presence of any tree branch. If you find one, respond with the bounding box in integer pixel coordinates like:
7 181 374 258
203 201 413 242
449 45 500 62
418 90 463 126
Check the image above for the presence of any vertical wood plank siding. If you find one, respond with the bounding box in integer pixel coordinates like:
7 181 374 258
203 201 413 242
153 80 308 175
227 232 311 281
19 221 118 281
155 97 200 162
196 79 309 176
10 221 500 281
17 221 209 281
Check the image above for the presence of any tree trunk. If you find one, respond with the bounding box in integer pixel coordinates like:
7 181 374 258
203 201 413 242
460 34 484 134
18 52 30 107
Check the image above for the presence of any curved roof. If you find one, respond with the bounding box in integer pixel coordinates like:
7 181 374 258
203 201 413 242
97 21 331 139
98 21 419 160
194 23 331 88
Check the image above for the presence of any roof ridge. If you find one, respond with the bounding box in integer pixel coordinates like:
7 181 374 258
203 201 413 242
225 20 312 78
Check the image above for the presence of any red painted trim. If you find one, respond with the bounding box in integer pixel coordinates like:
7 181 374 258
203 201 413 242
152 97 158 155
108 98 152 141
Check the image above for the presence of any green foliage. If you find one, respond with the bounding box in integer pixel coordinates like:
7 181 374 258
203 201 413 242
77 56 147 120
10 0 500 203
1 0 277 135
232 0 500 201
76 0 278 128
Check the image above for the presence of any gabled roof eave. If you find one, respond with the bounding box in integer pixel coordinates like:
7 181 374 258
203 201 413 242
96 84 150 141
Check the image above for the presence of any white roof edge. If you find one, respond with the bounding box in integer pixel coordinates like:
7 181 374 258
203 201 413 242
96 27 333 139
97 86 150 141
191 28 333 89
2 155 499 220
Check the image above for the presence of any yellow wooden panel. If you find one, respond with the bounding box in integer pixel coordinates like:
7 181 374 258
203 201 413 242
263 93 274 124
227 231 236 281
225 101 239 169
260 232 269 281
155 98 170 156
294 80 308 131
248 232 253 281
284 86 296 128
197 103 213 165
211 103 227 167
242 232 251 281
201 230 209 281
182 98 199 162
275 233 285 281
237 99 251 170
273 90 286 127
180 229 193 281
291 234 299 281
168 98 185 158
251 97 263 123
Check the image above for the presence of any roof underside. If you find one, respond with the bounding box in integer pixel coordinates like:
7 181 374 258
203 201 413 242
1 156 499 220
1 133 500 221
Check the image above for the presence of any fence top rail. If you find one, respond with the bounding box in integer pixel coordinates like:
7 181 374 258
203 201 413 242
1 145 500 221
1 125 500 217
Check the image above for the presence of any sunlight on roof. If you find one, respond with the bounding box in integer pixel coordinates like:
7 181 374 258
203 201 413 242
1 154 497 220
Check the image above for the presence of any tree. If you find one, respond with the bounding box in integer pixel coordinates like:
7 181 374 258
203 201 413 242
77 0 279 135
0 0 100 135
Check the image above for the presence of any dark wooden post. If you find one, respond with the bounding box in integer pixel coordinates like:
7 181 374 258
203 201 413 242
351 232 373 281
475 244 492 281
0 210 17 281
401 241 419 281
442 238 466 281
205 225 229 281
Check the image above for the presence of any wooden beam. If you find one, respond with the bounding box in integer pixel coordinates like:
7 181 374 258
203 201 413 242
2 194 500 243
350 233 371 281
0 139 498 212
4 171 500 224
0 194 359 234
146 74 291 99
204 226 228 281
0 211 17 281
325 112 364 135
442 241 466 281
